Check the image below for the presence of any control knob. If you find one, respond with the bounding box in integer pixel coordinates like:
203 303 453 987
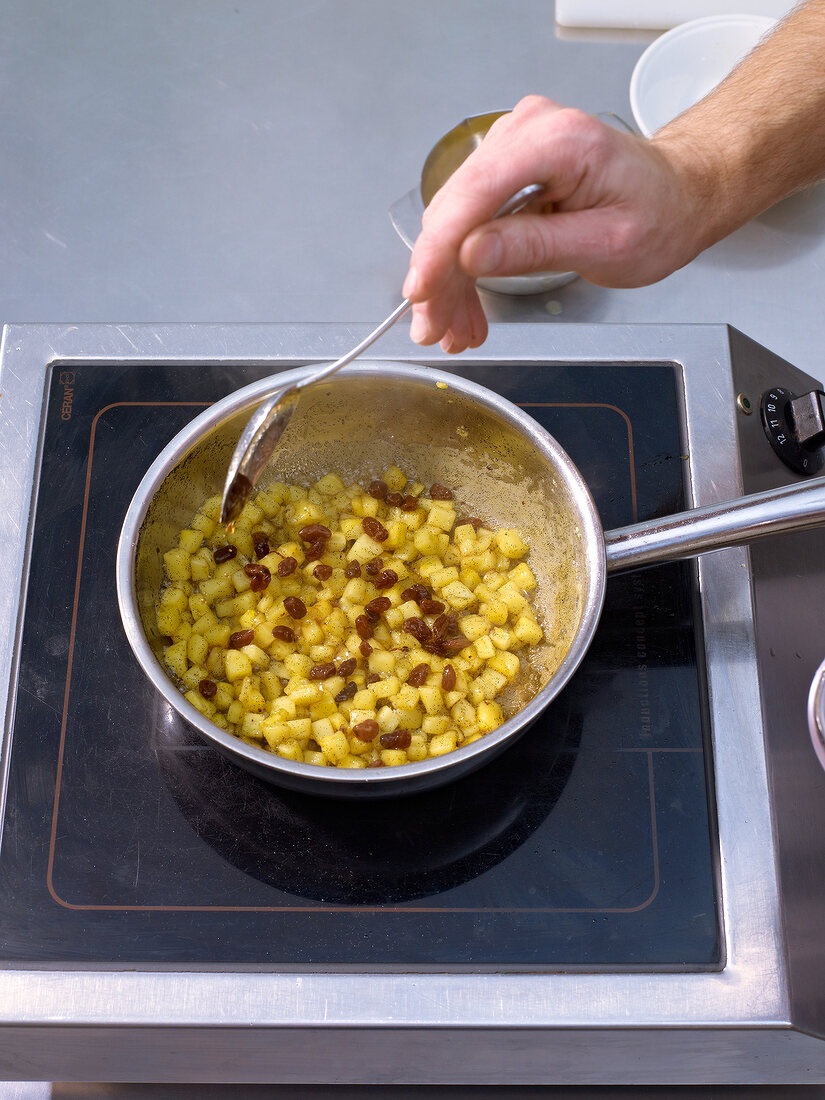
760 386 825 475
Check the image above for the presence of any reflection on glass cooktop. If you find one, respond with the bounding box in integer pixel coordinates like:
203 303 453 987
0 360 719 968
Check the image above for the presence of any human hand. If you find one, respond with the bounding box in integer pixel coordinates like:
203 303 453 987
402 95 709 352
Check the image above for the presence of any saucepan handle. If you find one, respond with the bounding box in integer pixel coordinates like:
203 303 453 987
604 476 825 574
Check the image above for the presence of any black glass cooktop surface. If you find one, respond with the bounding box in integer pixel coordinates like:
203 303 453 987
0 360 719 968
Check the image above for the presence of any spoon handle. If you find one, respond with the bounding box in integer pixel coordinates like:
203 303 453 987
306 297 412 389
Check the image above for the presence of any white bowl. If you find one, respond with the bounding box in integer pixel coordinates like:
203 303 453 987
630 14 776 137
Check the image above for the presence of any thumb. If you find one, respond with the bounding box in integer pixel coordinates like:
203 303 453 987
459 213 576 279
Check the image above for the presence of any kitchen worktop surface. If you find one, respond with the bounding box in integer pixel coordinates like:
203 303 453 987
2 0 825 1095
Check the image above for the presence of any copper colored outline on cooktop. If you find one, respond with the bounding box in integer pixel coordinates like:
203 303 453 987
45 398 688 914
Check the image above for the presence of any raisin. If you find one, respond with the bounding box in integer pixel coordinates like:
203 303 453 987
335 682 357 703
403 617 432 643
359 640 373 658
430 483 453 500
440 635 469 654
229 629 254 649
408 663 430 687
364 557 384 575
368 480 388 500
272 625 295 643
309 662 337 680
420 597 445 615
373 569 398 590
353 719 379 742
344 560 361 578
213 544 237 563
366 759 386 768
380 730 411 750
441 664 457 691
366 596 391 616
366 672 381 685
355 615 373 639
362 517 389 542
298 523 331 543
313 563 333 581
251 531 270 559
304 541 326 562
401 495 419 511
385 491 404 507
198 679 218 699
401 583 429 604
432 612 457 640
244 563 271 591
277 556 298 577
338 657 357 678
283 596 307 619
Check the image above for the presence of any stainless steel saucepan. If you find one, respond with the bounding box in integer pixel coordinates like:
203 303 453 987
116 362 825 797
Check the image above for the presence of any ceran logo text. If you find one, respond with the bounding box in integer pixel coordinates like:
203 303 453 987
59 371 75 420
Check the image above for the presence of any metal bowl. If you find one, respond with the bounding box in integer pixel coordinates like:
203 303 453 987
419 112 578 296
116 363 603 797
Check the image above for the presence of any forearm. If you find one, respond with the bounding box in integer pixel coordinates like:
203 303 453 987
652 0 825 253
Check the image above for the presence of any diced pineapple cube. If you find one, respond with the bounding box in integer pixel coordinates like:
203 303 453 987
384 520 408 550
184 688 215 718
226 700 244 726
284 679 323 706
418 685 444 715
368 650 396 676
476 700 504 732
509 562 537 591
156 604 181 636
426 503 456 532
422 715 451 737
318 729 350 764
428 730 458 756
241 712 266 739
314 473 345 496
213 682 234 711
513 613 544 646
459 614 489 641
488 650 521 681
163 547 191 582
224 649 252 681
186 633 209 667
238 677 266 713
404 733 426 761
441 580 477 610
164 640 189 679
189 549 214 581
488 626 513 650
413 526 449 557
380 749 408 767
497 582 529 616
347 533 384 564
303 750 328 767
383 465 406 491
190 511 216 537
395 706 423 729
200 575 235 604
276 738 305 762
371 675 399 701
429 565 460 590
451 699 477 731
241 643 269 668
177 529 203 554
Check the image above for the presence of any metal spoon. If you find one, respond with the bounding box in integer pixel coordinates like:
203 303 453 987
220 182 545 526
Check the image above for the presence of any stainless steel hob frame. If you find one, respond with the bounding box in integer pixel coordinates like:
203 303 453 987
1 321 825 1085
